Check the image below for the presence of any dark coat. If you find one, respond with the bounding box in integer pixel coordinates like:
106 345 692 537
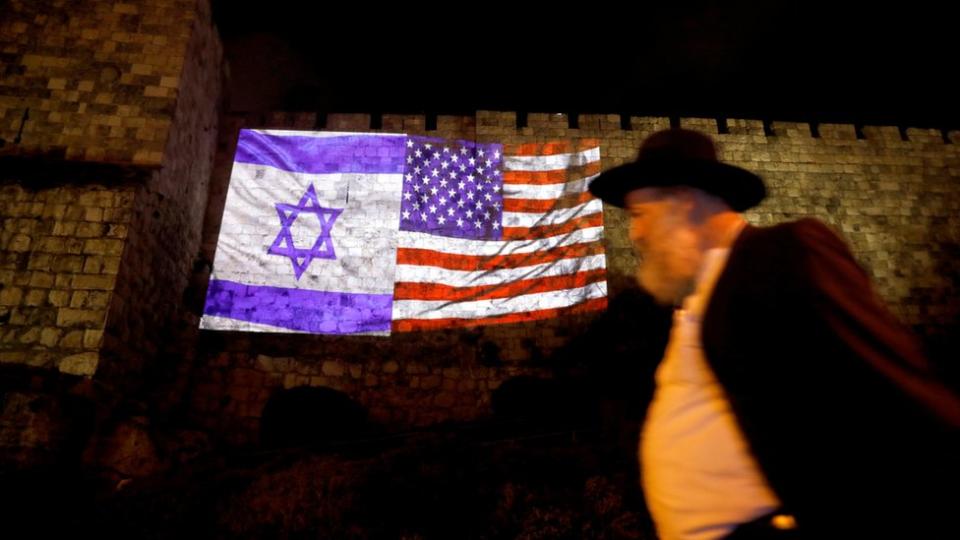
701 218 960 538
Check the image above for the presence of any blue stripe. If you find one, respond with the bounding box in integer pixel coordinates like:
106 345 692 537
203 279 393 335
233 130 408 174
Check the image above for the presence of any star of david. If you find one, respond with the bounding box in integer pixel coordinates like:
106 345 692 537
267 183 343 280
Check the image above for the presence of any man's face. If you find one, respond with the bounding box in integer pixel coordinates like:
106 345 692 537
625 187 702 306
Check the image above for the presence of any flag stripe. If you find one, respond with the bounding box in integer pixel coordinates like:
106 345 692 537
503 139 601 157
502 213 604 240
503 198 603 228
394 253 606 288
396 226 603 256
503 191 596 212
396 241 604 271
503 162 602 185
234 130 408 174
394 268 606 301
256 129 387 139
502 174 597 200
203 279 393 334
392 297 609 332
392 281 607 321
502 147 601 170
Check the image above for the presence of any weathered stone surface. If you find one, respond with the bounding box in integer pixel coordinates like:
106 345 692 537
2 0 957 451
58 351 98 376
82 417 164 479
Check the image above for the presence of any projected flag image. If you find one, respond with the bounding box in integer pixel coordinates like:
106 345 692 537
200 130 607 335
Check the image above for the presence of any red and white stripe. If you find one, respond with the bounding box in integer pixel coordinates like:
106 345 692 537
391 140 607 331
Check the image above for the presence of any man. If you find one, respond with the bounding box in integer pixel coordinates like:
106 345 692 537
588 128 960 539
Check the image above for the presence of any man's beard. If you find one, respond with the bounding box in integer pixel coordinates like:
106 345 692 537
634 225 702 307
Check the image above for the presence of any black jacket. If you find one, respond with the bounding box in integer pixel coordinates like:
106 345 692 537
701 219 960 538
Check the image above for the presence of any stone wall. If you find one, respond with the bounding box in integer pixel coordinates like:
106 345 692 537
96 0 223 397
0 0 200 163
188 111 959 446
0 0 223 469
1 0 221 384
1 180 134 375
2 1 956 455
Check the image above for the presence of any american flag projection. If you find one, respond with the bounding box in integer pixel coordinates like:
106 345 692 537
200 130 607 335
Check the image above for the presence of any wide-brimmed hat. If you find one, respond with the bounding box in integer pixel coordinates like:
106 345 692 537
588 128 766 211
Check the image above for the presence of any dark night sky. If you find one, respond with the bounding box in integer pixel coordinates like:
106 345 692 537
211 2 957 128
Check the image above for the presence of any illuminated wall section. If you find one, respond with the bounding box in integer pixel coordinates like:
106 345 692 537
200 130 607 335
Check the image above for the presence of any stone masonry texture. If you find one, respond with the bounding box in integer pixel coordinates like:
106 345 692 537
189 112 959 446
1 0 223 467
1 0 957 454
0 0 200 164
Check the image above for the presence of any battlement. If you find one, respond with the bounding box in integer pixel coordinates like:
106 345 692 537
223 111 958 145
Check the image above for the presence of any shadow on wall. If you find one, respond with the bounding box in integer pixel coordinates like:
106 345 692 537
489 284 672 438
560 285 671 412
927 240 960 390
491 375 600 430
259 386 371 451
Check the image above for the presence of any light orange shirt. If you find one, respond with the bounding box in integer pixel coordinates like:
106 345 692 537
640 241 781 540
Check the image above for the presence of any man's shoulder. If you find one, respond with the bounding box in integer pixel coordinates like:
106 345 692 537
748 217 837 239
724 218 857 292
741 218 847 254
